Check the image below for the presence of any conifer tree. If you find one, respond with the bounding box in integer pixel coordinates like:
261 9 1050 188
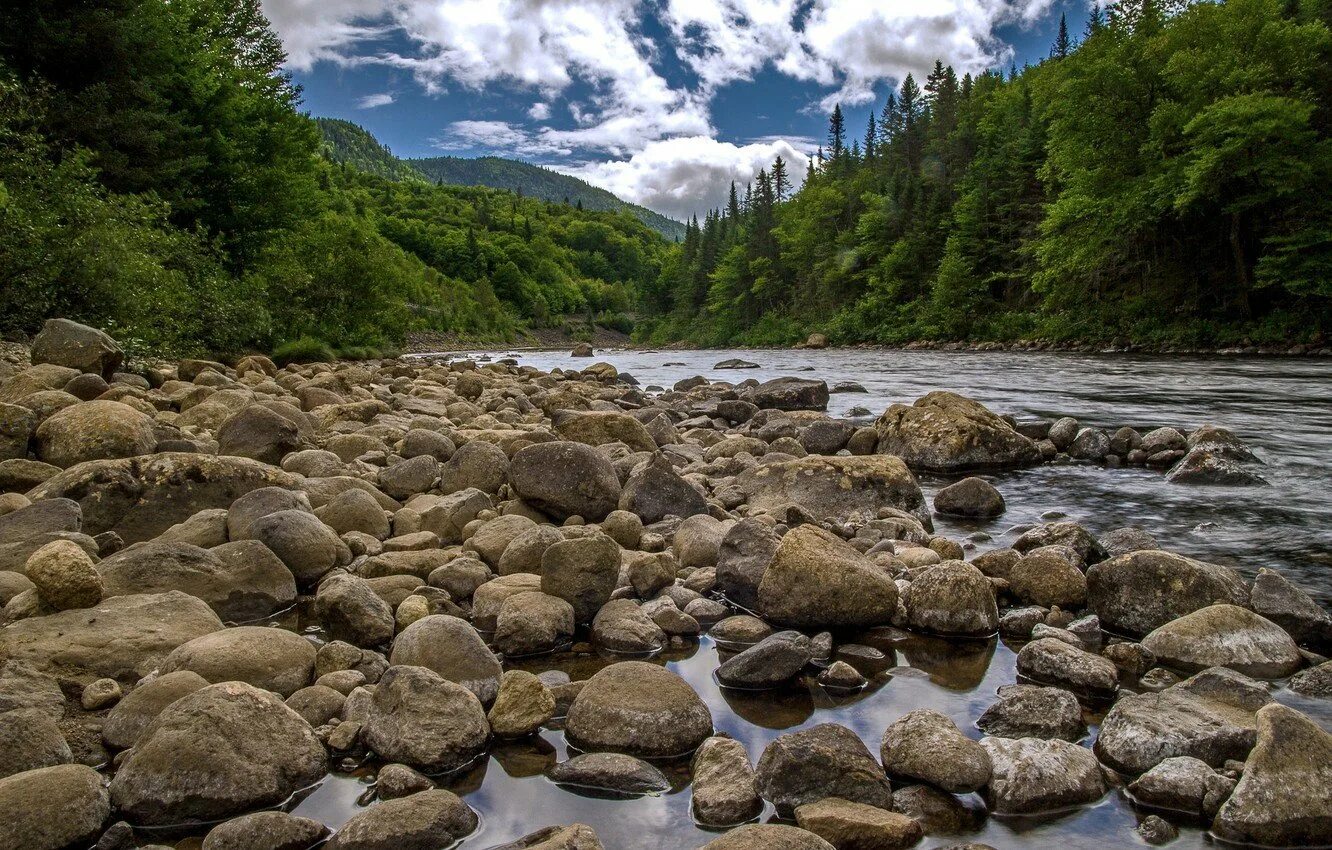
827 105 846 161
772 156 790 202
1051 12 1073 58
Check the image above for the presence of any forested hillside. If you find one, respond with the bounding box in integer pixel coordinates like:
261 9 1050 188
643 0 1332 348
409 156 687 241
314 118 424 183
0 0 671 358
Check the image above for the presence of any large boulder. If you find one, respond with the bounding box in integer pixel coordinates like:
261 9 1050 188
715 518 781 611
30 318 123 378
98 540 296 622
241 509 343 586
1015 638 1119 701
735 455 928 525
0 764 110 850
617 453 707 523
316 573 395 647
102 670 210 750
0 710 72 779
1095 667 1274 775
980 736 1107 814
755 525 899 629
1141 604 1303 679
554 410 657 453
1086 550 1249 637
109 681 327 825
874 392 1040 472
201 811 329 850
933 477 1005 518
217 405 302 466
509 442 620 521
494 591 576 657
880 709 992 793
0 591 222 683
360 665 490 773
1212 704 1332 848
34 401 156 468
326 790 478 850
540 532 621 623
902 561 999 637
755 723 893 812
716 631 813 689
564 661 712 758
1126 756 1235 819
27 453 300 544
389 615 502 705
1166 446 1268 486
977 684 1086 742
744 378 829 411
161 626 316 697
1249 568 1332 649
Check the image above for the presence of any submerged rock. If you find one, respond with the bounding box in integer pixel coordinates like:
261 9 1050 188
548 753 670 795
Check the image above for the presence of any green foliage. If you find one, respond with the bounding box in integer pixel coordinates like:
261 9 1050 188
657 0 1332 347
272 337 336 366
316 118 424 183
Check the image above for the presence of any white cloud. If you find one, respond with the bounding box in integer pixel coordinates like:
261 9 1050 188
356 92 396 108
527 102 552 120
562 135 811 221
262 0 393 69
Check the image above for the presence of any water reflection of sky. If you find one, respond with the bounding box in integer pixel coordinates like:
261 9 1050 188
275 347 1332 850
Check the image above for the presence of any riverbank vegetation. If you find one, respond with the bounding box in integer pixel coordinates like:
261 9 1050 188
0 0 669 358
640 0 1332 348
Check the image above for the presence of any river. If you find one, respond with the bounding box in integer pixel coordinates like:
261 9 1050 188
231 348 1332 850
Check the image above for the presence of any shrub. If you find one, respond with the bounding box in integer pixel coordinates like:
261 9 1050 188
272 336 335 366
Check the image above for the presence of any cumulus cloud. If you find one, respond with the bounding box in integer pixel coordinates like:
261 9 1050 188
562 136 811 221
356 92 396 108
261 0 1061 217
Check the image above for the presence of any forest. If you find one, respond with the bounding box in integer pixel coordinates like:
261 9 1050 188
642 0 1332 348
0 0 670 359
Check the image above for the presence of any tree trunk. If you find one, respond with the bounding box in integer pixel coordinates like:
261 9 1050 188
1230 212 1251 319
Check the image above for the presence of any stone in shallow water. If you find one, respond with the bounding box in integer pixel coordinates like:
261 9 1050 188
980 736 1107 815
902 562 998 637
880 708 992 793
325 789 478 850
933 477 1005 518
1016 637 1119 700
755 723 893 812
487 824 605 850
976 684 1086 742
0 763 109 850
564 661 712 758
389 614 502 706
1126 756 1235 818
716 631 813 689
360 665 489 774
692 736 762 827
200 811 329 850
1087 549 1249 637
547 752 670 795
1140 603 1303 679
874 391 1040 473
487 670 554 738
794 797 924 850
699 824 835 850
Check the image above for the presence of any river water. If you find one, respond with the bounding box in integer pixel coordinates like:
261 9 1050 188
203 349 1332 850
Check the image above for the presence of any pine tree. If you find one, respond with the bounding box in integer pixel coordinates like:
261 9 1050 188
772 156 790 202
863 112 877 161
1086 2 1105 35
1051 12 1072 58
727 181 741 223
827 104 845 161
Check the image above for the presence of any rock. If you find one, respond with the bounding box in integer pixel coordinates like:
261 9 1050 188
540 532 621 623
794 798 924 850
700 825 834 850
488 670 554 737
692 736 762 826
1068 427 1109 461
976 685 1085 741
0 591 222 683
565 661 712 758
1016 638 1118 700
24 538 102 610
389 615 501 705
325 789 478 850
1013 521 1102 562
711 614 775 647
162 626 316 697
31 318 123 378
1212 704 1332 847
980 736 1107 814
571 343 594 357
1137 815 1178 845
495 591 576 656
672 514 728 570
554 410 657 453
756 525 899 629
34 401 156 468
284 684 345 727
102 670 210 750
201 811 329 850
317 573 395 647
1167 446 1268 486
81 677 121 709
375 763 434 800
0 404 35 462
0 764 110 849
625 550 675 598
1250 569 1332 649
933 477 1005 518
316 488 391 540
510 441 620 521
744 378 829 411
417 488 490 545
226 486 311 540
591 599 666 653
109 682 326 824
1127 756 1235 818
98 540 295 622
618 453 708 523
880 709 992 793
360 665 489 773
548 753 670 795
28 453 300 544
487 824 604 850
874 392 1040 473
379 455 441 501
715 519 780 610
1141 604 1303 679
1007 550 1087 609
755 723 894 812
1098 526 1158 557
0 710 72 779
217 405 302 466
717 631 813 688
902 561 998 637
1087 550 1249 637
241 509 342 586
1095 667 1274 775
818 661 867 690
437 440 508 494
1289 661 1332 697
736 455 928 525
498 525 563 575
469 514 538 567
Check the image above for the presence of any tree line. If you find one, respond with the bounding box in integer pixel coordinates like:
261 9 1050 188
0 0 670 358
640 0 1332 347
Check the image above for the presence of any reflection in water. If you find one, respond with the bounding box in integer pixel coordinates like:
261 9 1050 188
174 348 1332 849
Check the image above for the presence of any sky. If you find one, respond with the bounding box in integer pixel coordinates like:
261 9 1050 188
264 0 1089 222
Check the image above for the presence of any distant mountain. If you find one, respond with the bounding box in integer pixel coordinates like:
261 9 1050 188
408 156 686 241
312 118 686 240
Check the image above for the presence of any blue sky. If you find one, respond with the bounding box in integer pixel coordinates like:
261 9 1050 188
265 0 1089 220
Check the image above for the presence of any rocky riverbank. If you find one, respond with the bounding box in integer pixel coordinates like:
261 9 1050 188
0 318 1329 850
